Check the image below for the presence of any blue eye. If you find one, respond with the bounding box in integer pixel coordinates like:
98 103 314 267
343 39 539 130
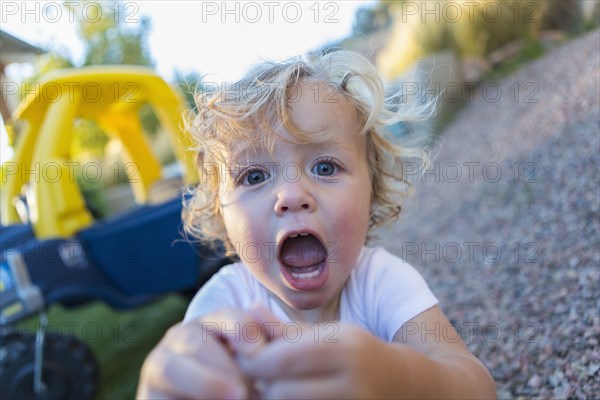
242 169 269 185
313 161 336 176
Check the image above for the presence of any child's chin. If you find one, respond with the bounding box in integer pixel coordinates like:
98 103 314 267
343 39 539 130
279 289 333 312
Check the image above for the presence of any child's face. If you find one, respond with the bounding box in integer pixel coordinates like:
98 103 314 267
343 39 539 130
219 79 372 319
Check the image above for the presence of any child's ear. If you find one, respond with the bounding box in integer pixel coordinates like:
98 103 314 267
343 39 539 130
195 151 203 166
223 230 237 259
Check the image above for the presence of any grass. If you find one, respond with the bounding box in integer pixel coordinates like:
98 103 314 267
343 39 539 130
487 39 547 81
429 38 549 136
14 294 189 399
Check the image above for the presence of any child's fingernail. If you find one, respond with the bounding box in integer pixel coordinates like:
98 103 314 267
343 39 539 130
249 302 266 315
237 354 252 372
250 304 276 322
227 384 246 400
233 338 263 357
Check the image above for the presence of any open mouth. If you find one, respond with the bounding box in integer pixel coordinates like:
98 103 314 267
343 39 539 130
279 233 329 290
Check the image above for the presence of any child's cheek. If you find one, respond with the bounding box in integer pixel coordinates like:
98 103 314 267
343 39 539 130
332 190 370 241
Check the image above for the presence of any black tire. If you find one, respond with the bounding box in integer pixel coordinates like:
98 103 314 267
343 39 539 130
0 329 98 400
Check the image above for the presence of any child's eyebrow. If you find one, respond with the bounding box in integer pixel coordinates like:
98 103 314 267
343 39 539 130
306 136 361 155
225 145 268 167
224 132 361 167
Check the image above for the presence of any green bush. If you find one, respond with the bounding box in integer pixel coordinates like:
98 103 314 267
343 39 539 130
448 0 545 58
378 0 590 79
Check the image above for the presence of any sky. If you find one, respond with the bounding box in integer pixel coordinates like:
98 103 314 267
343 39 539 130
1 0 376 82
0 0 376 162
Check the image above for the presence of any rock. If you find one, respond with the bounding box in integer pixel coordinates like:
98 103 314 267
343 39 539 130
527 374 542 388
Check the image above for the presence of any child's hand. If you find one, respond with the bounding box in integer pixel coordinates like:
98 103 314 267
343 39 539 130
239 322 396 399
240 306 497 399
136 308 272 399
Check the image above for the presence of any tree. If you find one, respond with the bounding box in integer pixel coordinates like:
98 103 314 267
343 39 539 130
173 70 205 111
76 1 153 67
352 2 392 35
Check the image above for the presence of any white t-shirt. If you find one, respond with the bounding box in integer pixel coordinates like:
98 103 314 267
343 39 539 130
184 246 438 342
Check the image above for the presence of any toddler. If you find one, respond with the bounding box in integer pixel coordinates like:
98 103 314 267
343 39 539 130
137 50 496 399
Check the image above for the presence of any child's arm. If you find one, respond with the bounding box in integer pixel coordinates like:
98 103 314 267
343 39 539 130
240 306 496 399
136 309 268 399
389 305 497 398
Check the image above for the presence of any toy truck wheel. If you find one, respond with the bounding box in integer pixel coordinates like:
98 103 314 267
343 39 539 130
0 330 98 400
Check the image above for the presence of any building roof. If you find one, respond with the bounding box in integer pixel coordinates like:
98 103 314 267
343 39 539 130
1 30 45 65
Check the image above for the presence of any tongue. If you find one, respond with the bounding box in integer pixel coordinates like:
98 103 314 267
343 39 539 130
280 235 327 268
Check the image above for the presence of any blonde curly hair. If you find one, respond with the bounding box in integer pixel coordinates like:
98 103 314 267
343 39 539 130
183 50 433 250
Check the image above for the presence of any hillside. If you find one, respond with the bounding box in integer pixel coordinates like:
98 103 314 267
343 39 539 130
378 29 600 398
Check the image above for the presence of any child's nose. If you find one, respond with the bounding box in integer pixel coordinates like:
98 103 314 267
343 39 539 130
274 182 316 216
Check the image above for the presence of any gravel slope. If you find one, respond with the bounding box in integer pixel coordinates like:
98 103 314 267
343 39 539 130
376 29 600 399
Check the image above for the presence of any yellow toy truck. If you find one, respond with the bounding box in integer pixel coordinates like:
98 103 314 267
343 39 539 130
0 67 227 399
